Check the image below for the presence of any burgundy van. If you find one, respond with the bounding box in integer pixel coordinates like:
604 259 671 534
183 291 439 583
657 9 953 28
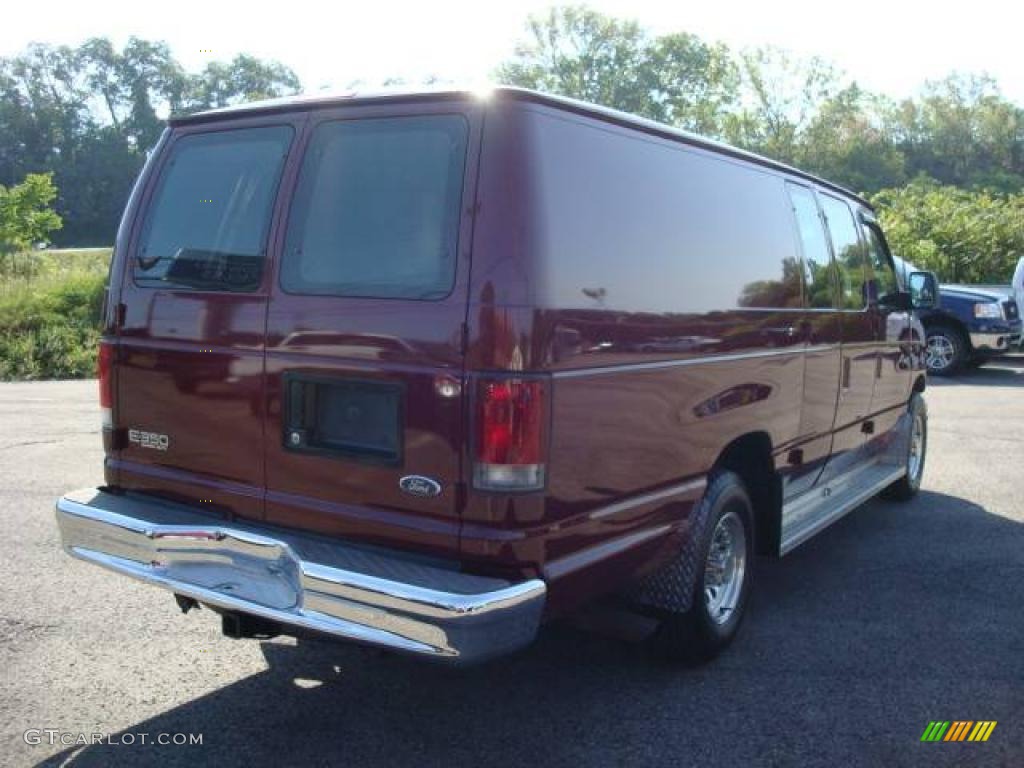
56 87 930 665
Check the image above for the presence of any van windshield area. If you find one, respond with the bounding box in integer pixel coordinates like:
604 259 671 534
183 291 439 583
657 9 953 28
281 115 468 301
136 126 293 292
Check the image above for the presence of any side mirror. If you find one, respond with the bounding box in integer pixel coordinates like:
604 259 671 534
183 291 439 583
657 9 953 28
909 271 939 310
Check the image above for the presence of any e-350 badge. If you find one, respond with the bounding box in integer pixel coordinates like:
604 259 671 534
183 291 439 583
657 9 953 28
128 428 169 451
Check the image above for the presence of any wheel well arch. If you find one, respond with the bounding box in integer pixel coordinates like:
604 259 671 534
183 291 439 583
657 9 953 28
923 316 971 349
712 432 781 556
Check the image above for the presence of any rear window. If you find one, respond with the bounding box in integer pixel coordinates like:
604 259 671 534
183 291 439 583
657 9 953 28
281 115 468 300
136 126 293 292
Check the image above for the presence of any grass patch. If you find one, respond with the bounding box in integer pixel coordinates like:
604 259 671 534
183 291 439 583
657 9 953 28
0 249 111 380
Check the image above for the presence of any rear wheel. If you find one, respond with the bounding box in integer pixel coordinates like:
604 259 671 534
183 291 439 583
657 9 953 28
925 326 967 376
650 472 753 664
883 394 927 501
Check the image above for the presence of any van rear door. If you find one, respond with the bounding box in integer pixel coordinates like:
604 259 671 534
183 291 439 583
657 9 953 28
115 117 299 519
263 103 480 559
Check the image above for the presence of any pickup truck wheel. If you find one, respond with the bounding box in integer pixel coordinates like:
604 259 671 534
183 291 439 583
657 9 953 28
925 326 966 376
883 394 927 501
649 472 753 664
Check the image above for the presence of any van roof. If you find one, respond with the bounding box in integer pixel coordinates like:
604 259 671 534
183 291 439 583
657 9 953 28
170 85 871 209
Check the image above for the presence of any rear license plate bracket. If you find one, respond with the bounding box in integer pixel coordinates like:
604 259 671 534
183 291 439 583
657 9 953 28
283 374 404 465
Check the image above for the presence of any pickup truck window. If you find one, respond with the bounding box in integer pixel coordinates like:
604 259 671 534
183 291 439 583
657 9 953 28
136 126 293 292
281 115 468 301
820 194 868 310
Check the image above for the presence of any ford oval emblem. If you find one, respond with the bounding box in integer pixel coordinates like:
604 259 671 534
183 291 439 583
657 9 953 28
399 475 442 498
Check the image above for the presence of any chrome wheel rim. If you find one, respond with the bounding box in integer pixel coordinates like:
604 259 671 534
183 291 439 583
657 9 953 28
926 334 955 372
703 510 747 626
908 411 925 482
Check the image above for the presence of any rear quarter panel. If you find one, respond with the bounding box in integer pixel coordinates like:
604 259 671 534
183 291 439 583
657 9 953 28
464 100 807 610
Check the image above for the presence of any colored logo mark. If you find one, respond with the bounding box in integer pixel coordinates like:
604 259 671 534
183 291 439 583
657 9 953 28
921 721 997 742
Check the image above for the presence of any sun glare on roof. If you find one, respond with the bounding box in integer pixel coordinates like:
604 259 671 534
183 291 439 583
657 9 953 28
470 82 496 101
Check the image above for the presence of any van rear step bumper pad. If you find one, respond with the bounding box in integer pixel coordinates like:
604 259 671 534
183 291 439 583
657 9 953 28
56 489 545 665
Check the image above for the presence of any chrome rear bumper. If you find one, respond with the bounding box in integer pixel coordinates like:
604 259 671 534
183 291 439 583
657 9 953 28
56 489 545 665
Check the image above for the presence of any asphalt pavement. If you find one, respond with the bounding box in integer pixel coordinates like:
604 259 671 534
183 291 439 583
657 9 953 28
1 359 1022 767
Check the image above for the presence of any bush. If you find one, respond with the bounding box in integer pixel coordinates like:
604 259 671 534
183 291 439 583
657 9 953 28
872 180 1024 283
0 250 109 380
0 173 63 253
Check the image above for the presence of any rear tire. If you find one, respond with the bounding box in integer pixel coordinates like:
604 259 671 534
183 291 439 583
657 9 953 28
925 326 967 376
649 472 754 664
883 394 927 501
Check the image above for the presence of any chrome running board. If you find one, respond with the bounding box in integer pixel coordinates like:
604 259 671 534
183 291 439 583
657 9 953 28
780 462 906 555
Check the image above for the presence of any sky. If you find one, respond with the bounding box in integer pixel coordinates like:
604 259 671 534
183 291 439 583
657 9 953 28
2 0 1022 105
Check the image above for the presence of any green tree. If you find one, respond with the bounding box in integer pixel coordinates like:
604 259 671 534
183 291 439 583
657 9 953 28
723 46 840 164
0 173 62 252
797 85 907 193
0 39 302 246
185 54 302 112
648 33 740 135
873 180 1024 283
496 5 739 134
79 37 189 150
885 74 1024 190
0 43 91 189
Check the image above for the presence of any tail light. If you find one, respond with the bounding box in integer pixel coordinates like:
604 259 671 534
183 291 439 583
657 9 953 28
473 376 549 491
98 341 114 429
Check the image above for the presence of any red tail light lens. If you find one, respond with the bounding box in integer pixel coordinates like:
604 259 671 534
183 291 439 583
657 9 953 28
474 377 548 491
98 341 114 428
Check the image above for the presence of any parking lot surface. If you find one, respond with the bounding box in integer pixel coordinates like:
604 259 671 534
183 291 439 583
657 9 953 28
1 359 1022 767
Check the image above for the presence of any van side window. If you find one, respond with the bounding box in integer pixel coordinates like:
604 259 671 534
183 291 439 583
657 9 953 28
735 255 803 309
136 126 293 292
860 219 899 303
526 113 802 313
785 184 834 309
819 194 868 310
281 115 468 300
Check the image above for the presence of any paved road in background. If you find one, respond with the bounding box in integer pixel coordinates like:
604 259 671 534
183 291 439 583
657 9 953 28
2 360 1022 767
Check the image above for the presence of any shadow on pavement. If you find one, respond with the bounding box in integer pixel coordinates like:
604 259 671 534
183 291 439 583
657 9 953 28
989 353 1024 368
931 361 1024 387
39 491 1023 768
